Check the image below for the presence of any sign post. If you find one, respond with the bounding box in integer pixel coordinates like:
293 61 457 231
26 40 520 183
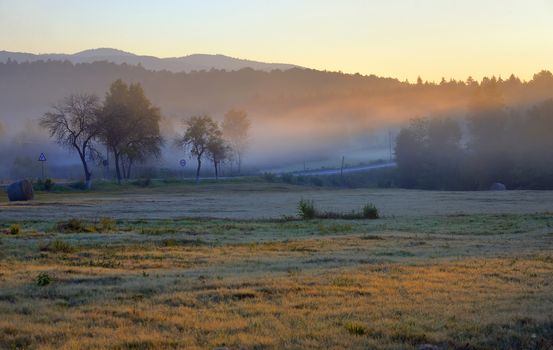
179 159 187 179
38 153 47 179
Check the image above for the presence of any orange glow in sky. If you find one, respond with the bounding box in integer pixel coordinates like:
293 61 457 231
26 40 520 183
1 0 552 81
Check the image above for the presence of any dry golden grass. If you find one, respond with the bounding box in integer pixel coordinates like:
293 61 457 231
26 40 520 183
1 186 553 349
1 253 552 349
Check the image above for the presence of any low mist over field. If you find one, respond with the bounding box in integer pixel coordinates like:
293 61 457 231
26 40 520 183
1 55 553 180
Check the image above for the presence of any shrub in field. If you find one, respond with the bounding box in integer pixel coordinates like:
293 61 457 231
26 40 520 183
297 200 380 220
132 178 152 187
98 217 117 232
298 199 316 219
34 178 55 191
363 203 379 219
41 239 75 253
162 238 178 247
345 322 367 335
8 224 21 235
36 272 52 286
69 180 87 190
55 218 97 233
261 172 277 182
281 173 295 184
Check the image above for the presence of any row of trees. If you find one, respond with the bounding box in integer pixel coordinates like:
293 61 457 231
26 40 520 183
395 97 553 190
175 110 250 181
41 79 251 187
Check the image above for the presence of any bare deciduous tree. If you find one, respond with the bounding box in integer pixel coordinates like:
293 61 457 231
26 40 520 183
40 93 101 189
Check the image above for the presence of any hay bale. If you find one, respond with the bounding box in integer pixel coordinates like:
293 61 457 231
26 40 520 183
490 182 507 191
7 179 34 201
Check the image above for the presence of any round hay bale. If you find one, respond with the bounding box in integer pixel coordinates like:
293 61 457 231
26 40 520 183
7 179 35 201
490 182 507 191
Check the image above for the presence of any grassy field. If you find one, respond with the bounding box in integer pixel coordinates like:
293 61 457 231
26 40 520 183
1 182 553 349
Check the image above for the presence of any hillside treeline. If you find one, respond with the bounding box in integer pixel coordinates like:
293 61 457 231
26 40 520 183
2 60 553 128
395 78 553 190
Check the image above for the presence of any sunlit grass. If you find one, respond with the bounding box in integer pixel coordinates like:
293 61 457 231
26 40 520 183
1 202 553 349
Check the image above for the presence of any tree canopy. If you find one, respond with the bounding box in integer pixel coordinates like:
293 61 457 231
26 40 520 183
99 80 163 183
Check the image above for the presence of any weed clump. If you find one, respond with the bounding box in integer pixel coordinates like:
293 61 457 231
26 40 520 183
261 172 277 182
36 272 52 286
132 178 152 187
8 224 21 235
98 217 117 232
34 178 55 191
297 200 380 220
362 203 380 219
162 238 178 247
41 239 75 253
55 218 116 233
345 322 367 335
298 199 316 219
56 218 88 233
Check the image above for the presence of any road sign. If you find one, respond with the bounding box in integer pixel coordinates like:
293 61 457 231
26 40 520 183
179 159 187 167
38 153 47 179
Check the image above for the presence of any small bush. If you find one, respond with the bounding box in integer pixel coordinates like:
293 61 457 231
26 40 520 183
345 322 367 335
69 180 87 190
297 200 380 220
362 203 379 219
41 239 75 253
55 218 89 233
281 173 295 184
36 272 52 286
298 199 316 219
132 178 152 187
8 224 21 235
43 178 55 191
309 177 323 187
261 172 277 182
34 178 55 191
162 238 178 247
98 217 117 232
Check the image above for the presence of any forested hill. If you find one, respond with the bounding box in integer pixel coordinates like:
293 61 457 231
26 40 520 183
1 59 552 149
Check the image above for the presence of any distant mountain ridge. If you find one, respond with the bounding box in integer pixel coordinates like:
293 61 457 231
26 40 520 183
0 48 300 72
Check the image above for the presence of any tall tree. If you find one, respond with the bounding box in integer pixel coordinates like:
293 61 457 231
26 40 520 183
175 115 219 182
395 117 463 189
40 93 101 189
99 80 163 183
222 109 251 174
206 128 230 179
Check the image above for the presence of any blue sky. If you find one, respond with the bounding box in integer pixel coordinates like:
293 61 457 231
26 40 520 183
1 0 552 81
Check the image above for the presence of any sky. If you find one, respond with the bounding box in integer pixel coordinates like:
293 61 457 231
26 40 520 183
1 0 552 81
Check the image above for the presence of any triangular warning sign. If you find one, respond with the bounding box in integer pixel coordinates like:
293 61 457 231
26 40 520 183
38 153 47 161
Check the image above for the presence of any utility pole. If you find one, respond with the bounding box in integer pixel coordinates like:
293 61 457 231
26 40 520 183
388 130 393 162
340 156 345 177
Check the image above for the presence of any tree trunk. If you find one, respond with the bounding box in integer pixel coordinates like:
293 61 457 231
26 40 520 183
121 158 128 180
126 159 133 179
79 153 92 190
114 152 122 184
214 160 219 180
195 156 202 182
237 153 242 174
